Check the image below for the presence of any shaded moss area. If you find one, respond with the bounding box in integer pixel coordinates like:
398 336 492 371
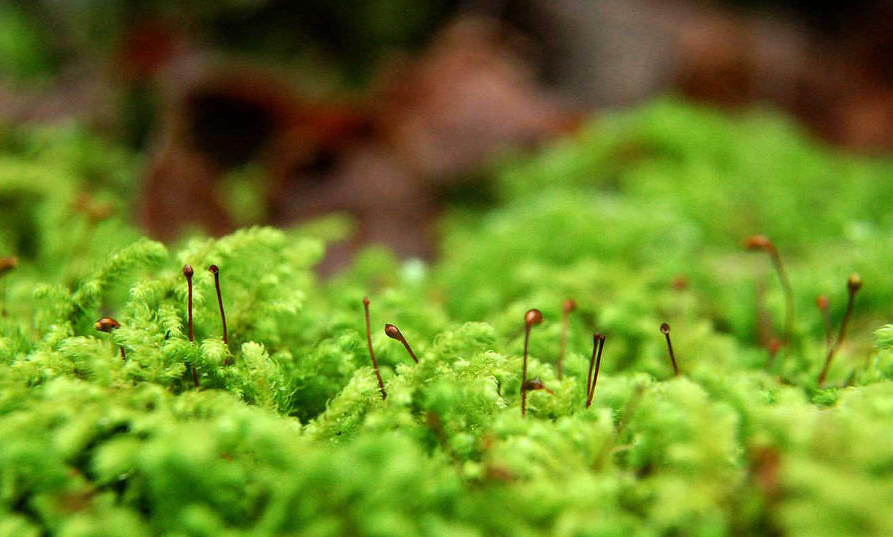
2 99 893 536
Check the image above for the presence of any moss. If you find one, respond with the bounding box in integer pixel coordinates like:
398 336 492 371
2 99 893 535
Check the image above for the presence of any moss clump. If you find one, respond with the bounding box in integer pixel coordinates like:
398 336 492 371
2 98 893 536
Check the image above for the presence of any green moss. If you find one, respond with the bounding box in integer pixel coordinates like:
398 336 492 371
2 99 893 535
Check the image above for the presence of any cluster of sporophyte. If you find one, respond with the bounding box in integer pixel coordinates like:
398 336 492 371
2 98 893 537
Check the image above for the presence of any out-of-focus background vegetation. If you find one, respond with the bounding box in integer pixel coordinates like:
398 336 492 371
1 0 892 261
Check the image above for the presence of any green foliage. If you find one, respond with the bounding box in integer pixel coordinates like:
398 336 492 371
0 5 55 82
2 99 893 536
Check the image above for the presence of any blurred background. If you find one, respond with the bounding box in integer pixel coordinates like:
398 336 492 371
1 0 891 264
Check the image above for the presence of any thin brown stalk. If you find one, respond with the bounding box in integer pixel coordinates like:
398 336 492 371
209 265 228 345
586 333 605 408
744 236 794 345
364 297 387 400
661 323 678 376
183 265 198 387
521 309 543 417
817 274 861 386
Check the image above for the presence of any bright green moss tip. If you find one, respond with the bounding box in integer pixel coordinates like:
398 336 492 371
2 98 893 536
